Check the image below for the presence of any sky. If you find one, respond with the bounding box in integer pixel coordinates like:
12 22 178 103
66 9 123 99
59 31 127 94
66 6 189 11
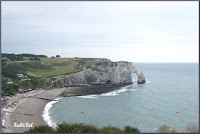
1 1 199 62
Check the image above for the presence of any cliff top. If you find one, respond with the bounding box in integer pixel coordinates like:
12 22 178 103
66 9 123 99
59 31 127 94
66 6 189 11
2 53 132 95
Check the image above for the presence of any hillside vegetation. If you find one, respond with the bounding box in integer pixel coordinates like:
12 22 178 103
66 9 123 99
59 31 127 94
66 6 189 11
1 53 110 95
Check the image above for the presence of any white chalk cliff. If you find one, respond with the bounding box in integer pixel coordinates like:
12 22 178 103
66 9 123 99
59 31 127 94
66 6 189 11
53 61 136 87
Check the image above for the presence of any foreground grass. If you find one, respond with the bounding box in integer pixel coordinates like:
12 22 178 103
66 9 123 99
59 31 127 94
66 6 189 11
25 123 199 133
157 125 177 133
186 125 199 133
25 122 140 133
157 125 199 133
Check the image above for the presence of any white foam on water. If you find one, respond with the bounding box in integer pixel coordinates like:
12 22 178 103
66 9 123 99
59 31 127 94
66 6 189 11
42 98 62 128
100 85 136 97
77 95 98 99
100 88 125 96
146 81 151 83
152 128 158 131
77 85 136 98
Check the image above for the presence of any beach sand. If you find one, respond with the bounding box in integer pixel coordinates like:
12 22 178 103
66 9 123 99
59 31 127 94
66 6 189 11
2 85 123 133
3 88 65 133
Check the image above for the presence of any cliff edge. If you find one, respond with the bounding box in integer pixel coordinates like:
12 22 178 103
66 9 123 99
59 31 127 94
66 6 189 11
53 61 135 87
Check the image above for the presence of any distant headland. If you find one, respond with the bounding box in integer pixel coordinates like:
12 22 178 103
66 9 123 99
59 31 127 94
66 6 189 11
1 53 145 96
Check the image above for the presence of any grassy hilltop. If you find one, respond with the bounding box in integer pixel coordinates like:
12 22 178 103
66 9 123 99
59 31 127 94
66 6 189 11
1 53 109 95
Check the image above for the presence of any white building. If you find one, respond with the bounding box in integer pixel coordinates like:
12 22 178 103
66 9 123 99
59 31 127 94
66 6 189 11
16 74 24 78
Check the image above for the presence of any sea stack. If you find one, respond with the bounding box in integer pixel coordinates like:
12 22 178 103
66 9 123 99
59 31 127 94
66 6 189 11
137 68 146 84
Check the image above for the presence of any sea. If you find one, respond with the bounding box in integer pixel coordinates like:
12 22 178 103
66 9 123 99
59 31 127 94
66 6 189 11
43 63 199 132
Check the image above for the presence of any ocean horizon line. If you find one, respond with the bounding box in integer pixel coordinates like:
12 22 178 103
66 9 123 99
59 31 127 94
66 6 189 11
133 62 198 64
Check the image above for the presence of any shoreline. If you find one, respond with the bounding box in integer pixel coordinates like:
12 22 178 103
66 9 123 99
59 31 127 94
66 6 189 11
2 88 65 133
61 84 127 97
42 97 63 128
2 85 125 133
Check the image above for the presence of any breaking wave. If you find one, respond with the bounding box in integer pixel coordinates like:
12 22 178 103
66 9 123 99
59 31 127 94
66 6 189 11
77 95 98 99
42 98 62 128
146 81 151 83
77 85 136 99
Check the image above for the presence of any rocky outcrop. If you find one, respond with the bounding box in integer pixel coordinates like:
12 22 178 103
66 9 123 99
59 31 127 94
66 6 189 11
137 68 146 84
53 61 134 87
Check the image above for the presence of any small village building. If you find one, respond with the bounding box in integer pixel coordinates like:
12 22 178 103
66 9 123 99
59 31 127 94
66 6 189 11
23 90 28 93
6 78 13 84
16 93 21 96
16 74 24 78
28 89 32 91
18 89 23 92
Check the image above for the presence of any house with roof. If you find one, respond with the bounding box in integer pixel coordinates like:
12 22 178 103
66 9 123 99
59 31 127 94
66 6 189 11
6 78 13 84
16 74 24 78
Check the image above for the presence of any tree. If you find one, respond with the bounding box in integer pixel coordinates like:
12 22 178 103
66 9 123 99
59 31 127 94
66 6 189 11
56 55 61 58
2 84 18 96
29 57 40 61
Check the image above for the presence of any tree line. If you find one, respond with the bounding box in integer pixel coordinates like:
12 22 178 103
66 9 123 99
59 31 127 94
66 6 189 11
2 53 47 61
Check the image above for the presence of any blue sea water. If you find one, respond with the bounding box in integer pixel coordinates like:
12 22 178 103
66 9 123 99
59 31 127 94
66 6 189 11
45 63 199 132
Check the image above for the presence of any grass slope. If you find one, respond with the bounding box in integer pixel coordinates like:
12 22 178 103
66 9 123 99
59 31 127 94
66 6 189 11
2 57 99 78
1 56 102 95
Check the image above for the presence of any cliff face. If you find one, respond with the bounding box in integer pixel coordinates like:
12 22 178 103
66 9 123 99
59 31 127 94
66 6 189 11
53 61 134 87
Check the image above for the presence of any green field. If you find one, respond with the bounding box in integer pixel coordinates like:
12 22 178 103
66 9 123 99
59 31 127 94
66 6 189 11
2 57 99 78
1 55 103 95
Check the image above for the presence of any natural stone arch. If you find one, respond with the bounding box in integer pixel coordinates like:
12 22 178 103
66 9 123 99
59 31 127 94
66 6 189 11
132 67 146 84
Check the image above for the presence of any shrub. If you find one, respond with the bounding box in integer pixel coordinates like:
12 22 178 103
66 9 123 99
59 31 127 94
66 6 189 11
2 59 7 62
56 55 61 58
123 125 140 133
157 125 171 133
99 126 122 133
2 53 24 61
25 123 141 133
29 57 40 61
157 125 180 133
25 125 55 133
72 123 98 133
170 127 178 133
187 125 199 133
56 122 98 133
56 122 71 133
24 123 199 133
2 84 18 96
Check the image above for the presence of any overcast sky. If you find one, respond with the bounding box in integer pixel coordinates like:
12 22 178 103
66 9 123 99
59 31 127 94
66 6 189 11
2 1 199 62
